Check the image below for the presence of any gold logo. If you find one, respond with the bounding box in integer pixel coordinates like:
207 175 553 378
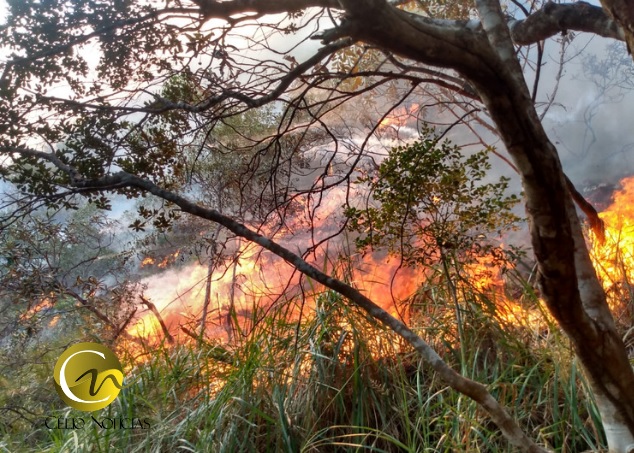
53 342 124 412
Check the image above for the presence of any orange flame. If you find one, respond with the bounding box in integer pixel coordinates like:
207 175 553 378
141 251 181 269
379 104 420 130
20 297 53 322
589 176 634 312
124 176 634 354
127 240 299 345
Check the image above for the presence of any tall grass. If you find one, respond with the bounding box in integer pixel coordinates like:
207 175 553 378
1 259 617 452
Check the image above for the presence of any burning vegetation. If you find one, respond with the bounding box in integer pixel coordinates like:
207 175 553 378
1 67 632 453
123 144 634 361
104 173 634 450
91 171 634 452
590 176 634 323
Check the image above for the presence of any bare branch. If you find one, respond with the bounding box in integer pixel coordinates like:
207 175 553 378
39 39 354 115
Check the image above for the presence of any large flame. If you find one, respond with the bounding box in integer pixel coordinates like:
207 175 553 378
124 177 634 355
590 176 634 314
126 244 423 347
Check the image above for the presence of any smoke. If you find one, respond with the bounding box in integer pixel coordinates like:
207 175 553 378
541 37 634 187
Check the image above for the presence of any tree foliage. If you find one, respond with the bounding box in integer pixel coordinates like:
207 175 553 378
0 204 138 343
347 129 519 268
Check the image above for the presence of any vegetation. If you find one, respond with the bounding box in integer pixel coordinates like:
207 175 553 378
346 129 520 268
1 138 628 452
3 0 634 451
0 263 613 452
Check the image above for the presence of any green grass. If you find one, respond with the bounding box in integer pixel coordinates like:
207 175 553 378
0 265 617 453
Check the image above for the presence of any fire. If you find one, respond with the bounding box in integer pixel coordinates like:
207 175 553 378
379 104 420 130
461 252 548 330
158 250 181 268
123 176 634 358
141 251 181 269
127 240 301 346
589 176 634 312
126 311 164 340
125 245 425 350
20 297 54 322
463 254 501 292
495 298 549 332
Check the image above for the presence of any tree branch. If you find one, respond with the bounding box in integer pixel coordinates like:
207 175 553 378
509 1 625 45
46 166 546 452
599 0 634 53
139 295 175 344
39 38 353 115
2 142 549 450
1 8 195 72
191 0 340 19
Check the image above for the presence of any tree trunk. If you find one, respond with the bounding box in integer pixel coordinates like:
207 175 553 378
332 0 634 449
471 1 634 449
